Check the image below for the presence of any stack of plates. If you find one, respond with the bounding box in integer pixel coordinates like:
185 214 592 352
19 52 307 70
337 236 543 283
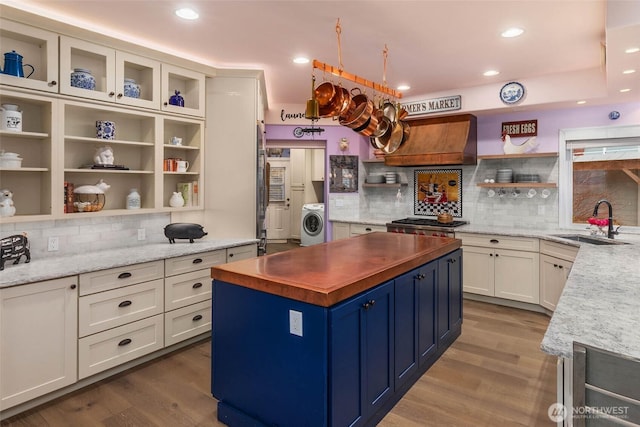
515 173 541 183
496 168 513 183
385 172 397 184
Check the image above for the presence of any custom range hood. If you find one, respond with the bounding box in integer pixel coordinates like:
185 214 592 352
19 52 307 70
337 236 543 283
384 114 477 166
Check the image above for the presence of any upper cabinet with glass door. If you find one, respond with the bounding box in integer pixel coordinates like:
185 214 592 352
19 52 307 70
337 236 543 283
0 19 59 93
59 36 160 110
161 64 205 117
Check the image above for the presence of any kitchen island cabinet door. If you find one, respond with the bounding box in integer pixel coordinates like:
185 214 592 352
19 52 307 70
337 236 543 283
330 280 394 427
438 249 463 347
0 277 78 411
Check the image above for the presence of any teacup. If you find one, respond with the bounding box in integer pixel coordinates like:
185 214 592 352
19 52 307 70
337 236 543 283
170 136 182 146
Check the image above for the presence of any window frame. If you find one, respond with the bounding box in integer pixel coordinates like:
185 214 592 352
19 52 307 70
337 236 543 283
559 124 640 231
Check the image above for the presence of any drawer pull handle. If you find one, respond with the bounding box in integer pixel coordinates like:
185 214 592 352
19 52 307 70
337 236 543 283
118 272 132 279
70 284 77 289
192 314 203 322
192 258 203 264
490 239 499 244
192 282 203 289
118 338 132 346
229 253 234 257
365 228 372 232
118 300 132 308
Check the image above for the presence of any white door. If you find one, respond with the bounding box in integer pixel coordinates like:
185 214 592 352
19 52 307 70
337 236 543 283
267 159 291 241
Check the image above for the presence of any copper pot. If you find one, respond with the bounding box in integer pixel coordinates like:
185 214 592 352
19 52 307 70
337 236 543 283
342 98 374 129
437 213 453 224
339 88 364 121
356 110 379 137
383 121 404 153
315 81 336 107
370 115 392 149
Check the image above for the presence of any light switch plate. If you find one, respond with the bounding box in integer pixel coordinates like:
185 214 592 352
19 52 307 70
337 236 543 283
289 310 303 337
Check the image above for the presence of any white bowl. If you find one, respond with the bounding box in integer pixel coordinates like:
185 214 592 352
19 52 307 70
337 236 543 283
0 157 22 168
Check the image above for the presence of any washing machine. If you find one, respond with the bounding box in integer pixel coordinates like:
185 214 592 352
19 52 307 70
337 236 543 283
301 203 325 246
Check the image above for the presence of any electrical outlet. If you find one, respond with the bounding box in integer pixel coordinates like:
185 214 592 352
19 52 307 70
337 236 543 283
137 228 146 241
289 310 303 337
47 236 59 252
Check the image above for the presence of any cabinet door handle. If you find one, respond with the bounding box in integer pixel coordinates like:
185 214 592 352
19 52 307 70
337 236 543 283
363 300 376 310
116 93 123 98
229 253 234 258
554 264 558 268
365 228 372 232
118 338 132 347
490 239 499 244
108 91 115 97
489 253 494 257
192 314 203 322
495 253 499 257
70 284 76 289
118 300 132 308
192 282 203 289
559 265 564 269
192 258 203 264
118 272 132 279
448 258 456 263
49 80 57 86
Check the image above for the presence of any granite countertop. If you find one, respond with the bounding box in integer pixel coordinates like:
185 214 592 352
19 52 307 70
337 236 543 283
330 215 640 360
0 239 258 289
211 233 461 307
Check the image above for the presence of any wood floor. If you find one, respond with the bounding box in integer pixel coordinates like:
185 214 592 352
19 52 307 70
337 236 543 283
1 300 558 427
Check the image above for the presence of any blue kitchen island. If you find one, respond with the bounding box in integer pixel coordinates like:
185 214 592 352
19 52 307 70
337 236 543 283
210 232 462 427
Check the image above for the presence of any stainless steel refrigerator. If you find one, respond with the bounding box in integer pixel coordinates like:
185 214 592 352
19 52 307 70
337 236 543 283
256 124 268 255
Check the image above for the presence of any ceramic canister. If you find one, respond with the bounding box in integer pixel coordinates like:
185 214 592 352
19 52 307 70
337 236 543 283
1 104 22 132
71 68 96 90
96 120 116 140
123 78 141 98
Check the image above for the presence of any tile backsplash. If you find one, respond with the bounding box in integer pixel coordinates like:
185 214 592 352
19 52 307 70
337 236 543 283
329 157 559 229
0 213 171 259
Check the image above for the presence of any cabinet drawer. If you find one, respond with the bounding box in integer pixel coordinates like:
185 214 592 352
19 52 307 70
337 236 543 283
164 300 212 347
227 244 257 263
79 279 164 337
350 224 387 236
165 270 211 311
78 314 164 379
165 250 226 277
540 240 579 262
456 233 539 252
79 261 164 296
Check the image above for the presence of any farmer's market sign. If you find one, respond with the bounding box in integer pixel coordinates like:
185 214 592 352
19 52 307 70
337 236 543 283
402 95 462 116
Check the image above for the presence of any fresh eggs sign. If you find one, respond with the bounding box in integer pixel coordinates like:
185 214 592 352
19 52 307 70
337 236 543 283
501 119 538 137
402 95 462 116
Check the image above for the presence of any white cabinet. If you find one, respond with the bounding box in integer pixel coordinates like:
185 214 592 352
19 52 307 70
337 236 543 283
539 240 578 311
332 222 350 241
226 244 257 262
458 233 540 304
78 263 165 379
0 277 78 410
0 19 59 93
0 89 57 219
161 64 205 117
59 36 161 110
331 222 386 240
311 148 325 181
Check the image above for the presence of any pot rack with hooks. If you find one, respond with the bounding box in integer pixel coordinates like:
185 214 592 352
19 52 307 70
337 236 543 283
311 18 403 100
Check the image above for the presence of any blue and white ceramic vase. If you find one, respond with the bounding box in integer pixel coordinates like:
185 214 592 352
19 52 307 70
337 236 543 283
169 90 184 107
123 78 141 98
96 120 116 140
70 68 96 90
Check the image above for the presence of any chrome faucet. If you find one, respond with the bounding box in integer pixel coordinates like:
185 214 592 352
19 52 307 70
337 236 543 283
593 199 618 239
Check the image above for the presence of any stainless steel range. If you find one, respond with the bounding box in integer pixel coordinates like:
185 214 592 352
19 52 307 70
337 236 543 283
386 218 468 237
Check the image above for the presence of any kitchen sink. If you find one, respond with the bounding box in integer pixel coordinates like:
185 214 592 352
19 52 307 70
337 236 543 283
552 234 630 245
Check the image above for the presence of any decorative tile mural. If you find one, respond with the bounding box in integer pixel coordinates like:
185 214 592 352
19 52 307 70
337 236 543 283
414 169 463 216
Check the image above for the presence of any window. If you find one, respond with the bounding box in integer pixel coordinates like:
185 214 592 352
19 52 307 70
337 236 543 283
559 125 640 231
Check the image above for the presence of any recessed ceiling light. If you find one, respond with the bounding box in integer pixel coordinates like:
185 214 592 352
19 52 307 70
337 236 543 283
619 88 631 93
397 84 410 91
625 47 640 54
175 8 199 20
622 69 636 74
483 70 500 77
576 100 587 105
501 27 524 38
293 57 309 64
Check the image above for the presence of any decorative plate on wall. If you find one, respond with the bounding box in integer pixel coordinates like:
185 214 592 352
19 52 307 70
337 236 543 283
500 82 525 105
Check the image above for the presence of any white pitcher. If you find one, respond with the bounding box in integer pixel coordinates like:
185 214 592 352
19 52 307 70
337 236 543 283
1 104 22 132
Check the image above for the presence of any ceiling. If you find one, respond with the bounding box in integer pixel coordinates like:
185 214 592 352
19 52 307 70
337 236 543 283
9 0 640 112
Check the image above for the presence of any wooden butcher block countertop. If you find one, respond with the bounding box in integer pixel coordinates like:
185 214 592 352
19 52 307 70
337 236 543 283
211 232 461 307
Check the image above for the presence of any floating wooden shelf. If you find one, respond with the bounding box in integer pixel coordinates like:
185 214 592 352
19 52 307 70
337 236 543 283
362 183 408 188
477 182 557 188
478 152 558 160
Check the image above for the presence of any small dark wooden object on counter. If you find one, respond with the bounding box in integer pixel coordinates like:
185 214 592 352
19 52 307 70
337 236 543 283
0 233 31 270
164 223 207 243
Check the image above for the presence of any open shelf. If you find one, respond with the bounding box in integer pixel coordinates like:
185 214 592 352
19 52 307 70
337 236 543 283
477 182 557 188
478 152 558 160
362 183 408 188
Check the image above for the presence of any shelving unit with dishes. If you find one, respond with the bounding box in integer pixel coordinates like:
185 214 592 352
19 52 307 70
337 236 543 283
476 153 558 198
0 16 206 223
361 158 407 188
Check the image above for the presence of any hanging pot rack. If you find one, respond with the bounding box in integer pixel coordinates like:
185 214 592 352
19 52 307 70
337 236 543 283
312 59 403 99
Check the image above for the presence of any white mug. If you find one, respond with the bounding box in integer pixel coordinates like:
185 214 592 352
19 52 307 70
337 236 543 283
176 160 189 172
